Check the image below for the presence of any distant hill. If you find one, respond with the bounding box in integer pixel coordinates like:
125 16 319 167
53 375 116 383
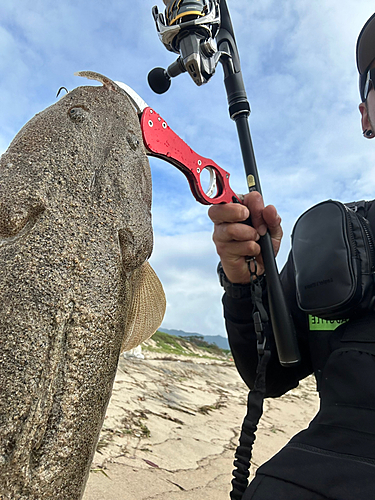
158 328 230 350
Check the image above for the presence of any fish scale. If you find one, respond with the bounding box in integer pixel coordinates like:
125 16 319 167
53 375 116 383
0 73 159 499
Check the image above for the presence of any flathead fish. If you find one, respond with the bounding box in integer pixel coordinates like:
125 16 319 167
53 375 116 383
0 72 165 500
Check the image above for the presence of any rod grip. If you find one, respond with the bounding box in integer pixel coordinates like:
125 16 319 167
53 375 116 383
259 233 300 366
241 213 300 366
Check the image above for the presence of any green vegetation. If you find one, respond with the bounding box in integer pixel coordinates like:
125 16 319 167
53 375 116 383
120 410 150 438
144 330 231 361
183 335 223 355
96 409 151 454
147 330 189 355
198 400 226 414
90 468 110 478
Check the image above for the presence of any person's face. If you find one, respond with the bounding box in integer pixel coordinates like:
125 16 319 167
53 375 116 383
359 61 375 137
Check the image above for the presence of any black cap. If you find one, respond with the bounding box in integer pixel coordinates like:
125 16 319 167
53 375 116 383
356 12 375 101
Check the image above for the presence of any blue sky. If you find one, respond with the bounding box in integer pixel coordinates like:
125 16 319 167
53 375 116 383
1 1 375 338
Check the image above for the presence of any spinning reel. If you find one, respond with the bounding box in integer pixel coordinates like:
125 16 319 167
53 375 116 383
149 0 222 92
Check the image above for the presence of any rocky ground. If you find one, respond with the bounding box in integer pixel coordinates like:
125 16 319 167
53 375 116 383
83 336 319 500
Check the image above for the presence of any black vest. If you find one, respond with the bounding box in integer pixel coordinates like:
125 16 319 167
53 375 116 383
257 200 375 499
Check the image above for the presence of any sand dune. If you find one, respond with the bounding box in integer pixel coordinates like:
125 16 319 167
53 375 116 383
83 348 319 500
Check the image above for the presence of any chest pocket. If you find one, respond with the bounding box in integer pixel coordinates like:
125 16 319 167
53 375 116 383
309 313 375 392
320 314 375 429
306 316 375 465
291 200 375 320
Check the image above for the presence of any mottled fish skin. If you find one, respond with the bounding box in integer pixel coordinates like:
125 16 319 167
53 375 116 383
0 74 153 499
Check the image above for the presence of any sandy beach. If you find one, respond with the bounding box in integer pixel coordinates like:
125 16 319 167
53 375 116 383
83 345 319 500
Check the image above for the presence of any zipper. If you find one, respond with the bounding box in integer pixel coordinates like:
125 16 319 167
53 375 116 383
343 205 359 259
344 203 375 271
358 215 375 272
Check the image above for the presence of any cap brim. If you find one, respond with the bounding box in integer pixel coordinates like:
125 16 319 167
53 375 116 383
357 13 375 74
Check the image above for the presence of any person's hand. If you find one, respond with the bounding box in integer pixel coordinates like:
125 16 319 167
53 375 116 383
208 191 283 284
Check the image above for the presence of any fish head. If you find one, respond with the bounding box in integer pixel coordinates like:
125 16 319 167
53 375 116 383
0 72 153 271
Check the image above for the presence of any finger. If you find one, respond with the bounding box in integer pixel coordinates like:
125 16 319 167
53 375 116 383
208 202 249 225
214 238 262 261
263 204 281 230
262 204 283 254
213 221 260 244
215 240 264 283
242 192 267 235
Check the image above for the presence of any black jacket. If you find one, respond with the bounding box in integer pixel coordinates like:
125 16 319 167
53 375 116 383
223 199 375 499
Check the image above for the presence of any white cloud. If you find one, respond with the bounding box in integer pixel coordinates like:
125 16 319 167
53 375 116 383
1 0 375 337
149 231 226 337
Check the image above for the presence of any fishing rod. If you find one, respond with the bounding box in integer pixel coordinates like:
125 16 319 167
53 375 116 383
148 0 300 367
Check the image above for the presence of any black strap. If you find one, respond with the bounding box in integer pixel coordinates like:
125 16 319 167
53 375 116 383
230 348 271 499
230 260 271 499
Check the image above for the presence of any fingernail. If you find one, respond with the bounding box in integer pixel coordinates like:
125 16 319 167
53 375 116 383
241 207 250 220
258 224 267 236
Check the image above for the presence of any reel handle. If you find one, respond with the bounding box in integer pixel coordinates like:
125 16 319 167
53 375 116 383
148 58 186 94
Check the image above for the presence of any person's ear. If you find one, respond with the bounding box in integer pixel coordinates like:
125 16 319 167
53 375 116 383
359 102 374 138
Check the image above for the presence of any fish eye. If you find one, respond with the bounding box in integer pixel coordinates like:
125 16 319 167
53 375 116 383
68 106 87 123
126 133 140 151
